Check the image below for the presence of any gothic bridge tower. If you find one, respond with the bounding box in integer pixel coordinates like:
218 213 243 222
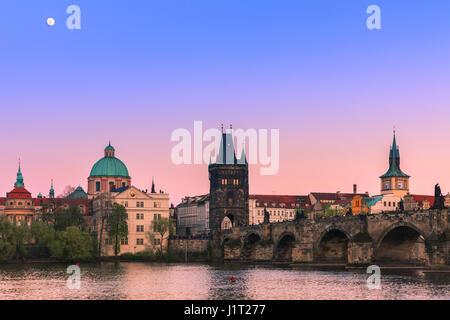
209 126 249 237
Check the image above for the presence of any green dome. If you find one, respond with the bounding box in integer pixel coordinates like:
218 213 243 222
90 157 130 178
89 144 130 178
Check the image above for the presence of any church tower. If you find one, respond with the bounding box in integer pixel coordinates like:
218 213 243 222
209 126 249 237
380 131 410 198
49 179 55 199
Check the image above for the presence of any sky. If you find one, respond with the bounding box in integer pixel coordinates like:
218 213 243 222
1 0 450 204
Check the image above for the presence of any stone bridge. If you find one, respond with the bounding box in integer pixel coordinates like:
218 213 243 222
214 209 450 266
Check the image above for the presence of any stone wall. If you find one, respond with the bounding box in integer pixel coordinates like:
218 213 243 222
169 239 211 261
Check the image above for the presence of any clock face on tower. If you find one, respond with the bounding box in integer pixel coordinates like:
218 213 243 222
398 181 404 189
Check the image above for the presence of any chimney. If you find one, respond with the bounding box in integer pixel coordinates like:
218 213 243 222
353 184 357 194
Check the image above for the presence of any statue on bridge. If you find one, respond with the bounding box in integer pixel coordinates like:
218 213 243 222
398 198 404 212
294 199 306 220
263 207 270 224
432 183 445 210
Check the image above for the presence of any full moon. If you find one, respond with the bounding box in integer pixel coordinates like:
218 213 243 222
46 18 55 26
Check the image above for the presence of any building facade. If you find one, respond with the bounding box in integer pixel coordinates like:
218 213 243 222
176 194 209 236
92 186 170 256
249 195 310 225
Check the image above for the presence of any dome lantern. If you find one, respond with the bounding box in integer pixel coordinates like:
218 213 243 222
104 142 115 158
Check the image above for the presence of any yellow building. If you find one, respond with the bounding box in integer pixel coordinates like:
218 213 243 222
92 186 170 256
1 165 37 225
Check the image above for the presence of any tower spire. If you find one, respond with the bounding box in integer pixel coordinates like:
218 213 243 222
151 177 156 193
14 158 24 188
49 179 55 198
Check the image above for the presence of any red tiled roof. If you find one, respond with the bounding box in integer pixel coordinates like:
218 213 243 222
250 194 311 209
33 197 91 215
333 198 353 206
6 187 32 199
310 192 368 201
411 195 435 206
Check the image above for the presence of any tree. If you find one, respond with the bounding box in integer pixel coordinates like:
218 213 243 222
11 223 31 261
49 227 94 260
323 205 342 217
151 217 173 260
0 217 15 262
31 221 56 257
106 203 128 258
96 193 113 257
58 185 76 198
54 206 86 231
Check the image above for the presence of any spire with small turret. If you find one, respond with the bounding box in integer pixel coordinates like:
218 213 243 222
380 130 410 197
14 158 25 188
49 179 55 198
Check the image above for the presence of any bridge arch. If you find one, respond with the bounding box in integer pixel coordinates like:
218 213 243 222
241 232 262 260
315 227 351 263
374 222 430 265
273 232 296 262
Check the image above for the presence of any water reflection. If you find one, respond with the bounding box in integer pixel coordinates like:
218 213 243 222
0 262 448 300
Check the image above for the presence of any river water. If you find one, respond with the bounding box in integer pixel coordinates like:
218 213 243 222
0 262 448 300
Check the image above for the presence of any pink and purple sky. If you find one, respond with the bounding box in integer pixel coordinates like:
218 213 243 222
1 1 450 203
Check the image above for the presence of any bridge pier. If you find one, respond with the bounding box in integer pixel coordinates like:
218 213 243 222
292 243 314 263
348 241 373 265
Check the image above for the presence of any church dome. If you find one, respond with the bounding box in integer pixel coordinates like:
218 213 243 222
89 144 130 178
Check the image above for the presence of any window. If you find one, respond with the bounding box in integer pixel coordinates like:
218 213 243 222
136 238 144 245
154 238 161 245
124 201 128 207
96 181 101 192
136 213 144 219
227 191 233 206
136 225 144 232
120 238 128 245
136 202 140 207
153 213 161 220
141 201 144 207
